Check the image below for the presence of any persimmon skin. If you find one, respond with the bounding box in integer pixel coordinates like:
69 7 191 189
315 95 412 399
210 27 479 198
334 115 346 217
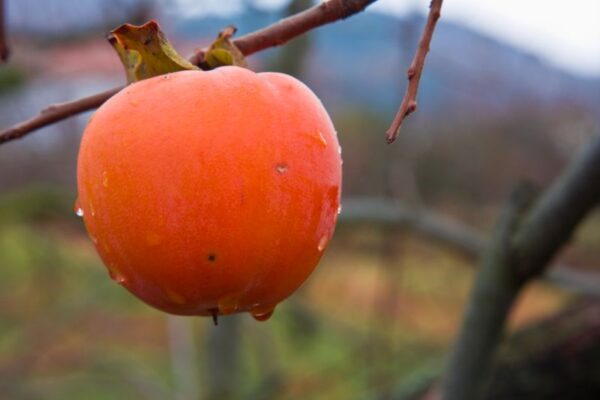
77 67 341 318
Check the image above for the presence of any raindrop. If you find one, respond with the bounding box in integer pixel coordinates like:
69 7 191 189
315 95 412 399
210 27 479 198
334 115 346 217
315 131 328 147
108 264 126 284
275 163 288 174
317 234 329 252
166 289 186 305
74 199 84 217
218 295 239 315
250 305 275 322
146 232 161 247
337 205 342 215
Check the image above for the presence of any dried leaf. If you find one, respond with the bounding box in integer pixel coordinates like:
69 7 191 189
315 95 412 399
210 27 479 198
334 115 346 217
203 26 248 69
108 20 199 83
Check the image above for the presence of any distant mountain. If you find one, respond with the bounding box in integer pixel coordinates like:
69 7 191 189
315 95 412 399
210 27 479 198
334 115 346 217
8 1 600 120
170 9 600 119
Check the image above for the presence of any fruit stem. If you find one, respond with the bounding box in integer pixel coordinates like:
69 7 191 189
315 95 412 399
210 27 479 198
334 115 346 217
210 308 219 326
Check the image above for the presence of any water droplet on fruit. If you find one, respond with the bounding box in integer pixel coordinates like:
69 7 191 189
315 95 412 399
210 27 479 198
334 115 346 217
338 145 342 155
145 232 161 247
108 264 126 284
317 234 329 252
102 171 109 188
275 163 288 174
337 205 342 215
312 131 327 147
218 295 239 315
250 305 275 322
165 289 186 305
74 199 84 217
129 99 139 107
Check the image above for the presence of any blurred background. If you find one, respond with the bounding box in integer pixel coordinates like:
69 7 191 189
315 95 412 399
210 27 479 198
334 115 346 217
0 0 599 399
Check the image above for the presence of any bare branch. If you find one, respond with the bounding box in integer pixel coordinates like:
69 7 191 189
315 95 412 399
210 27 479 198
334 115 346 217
0 87 121 145
0 0 378 146
386 0 443 144
192 0 377 63
513 135 600 281
441 135 600 400
340 197 600 296
0 0 8 62
440 185 535 400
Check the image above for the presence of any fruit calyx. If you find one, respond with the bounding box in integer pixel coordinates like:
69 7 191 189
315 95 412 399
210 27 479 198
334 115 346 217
108 20 247 84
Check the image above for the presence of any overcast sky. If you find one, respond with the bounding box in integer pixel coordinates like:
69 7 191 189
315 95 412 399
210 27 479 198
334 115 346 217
371 0 600 78
174 0 600 78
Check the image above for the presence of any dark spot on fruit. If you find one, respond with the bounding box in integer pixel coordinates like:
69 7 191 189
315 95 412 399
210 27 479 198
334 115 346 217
207 253 217 262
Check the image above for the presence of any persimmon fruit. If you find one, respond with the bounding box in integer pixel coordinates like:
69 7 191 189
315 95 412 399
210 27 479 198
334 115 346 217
77 67 342 321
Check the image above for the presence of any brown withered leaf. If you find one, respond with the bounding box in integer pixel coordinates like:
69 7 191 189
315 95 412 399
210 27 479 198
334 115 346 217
108 20 198 83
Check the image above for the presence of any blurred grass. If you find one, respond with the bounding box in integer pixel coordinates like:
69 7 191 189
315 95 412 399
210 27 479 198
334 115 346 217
0 185 575 399
0 65 27 95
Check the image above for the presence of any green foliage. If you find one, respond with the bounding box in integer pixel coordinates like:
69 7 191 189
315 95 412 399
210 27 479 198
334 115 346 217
0 186 573 399
0 185 74 223
0 65 26 94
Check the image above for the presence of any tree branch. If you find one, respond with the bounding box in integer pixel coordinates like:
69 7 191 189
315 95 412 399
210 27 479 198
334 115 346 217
0 88 121 145
0 0 8 62
440 135 600 400
0 0 378 146
340 197 600 296
386 0 443 144
513 136 600 281
192 0 377 64
440 185 534 400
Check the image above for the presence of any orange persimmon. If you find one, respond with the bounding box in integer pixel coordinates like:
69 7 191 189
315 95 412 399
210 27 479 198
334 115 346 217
76 67 342 321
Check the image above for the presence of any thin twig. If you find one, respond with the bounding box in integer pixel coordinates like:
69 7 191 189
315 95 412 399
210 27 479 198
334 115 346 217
0 0 378 146
386 0 443 144
0 0 8 61
0 88 121 145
